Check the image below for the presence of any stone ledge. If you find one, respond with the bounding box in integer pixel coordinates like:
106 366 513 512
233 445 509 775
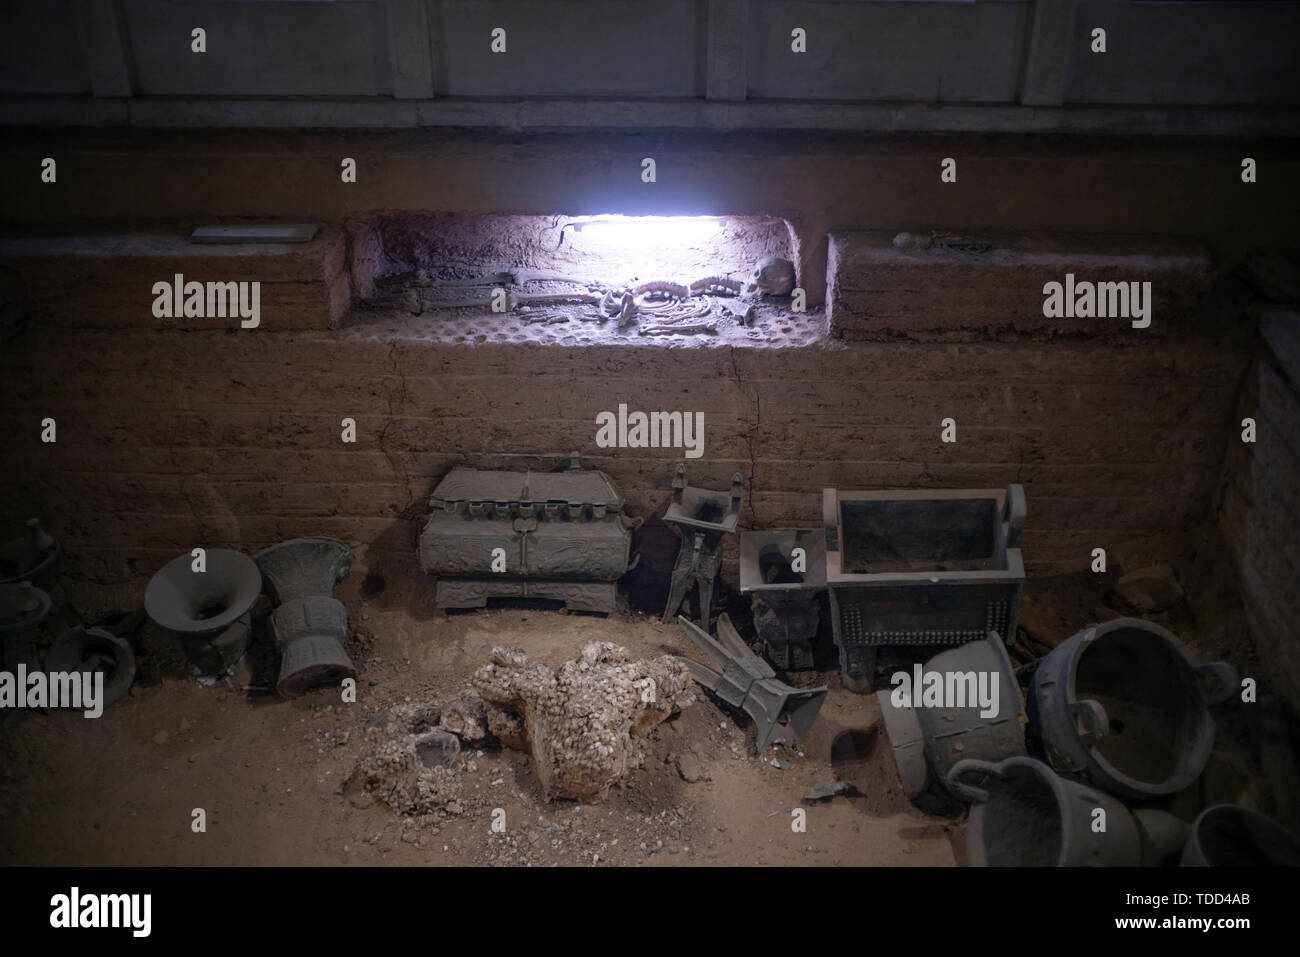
827 231 1215 343
0 227 349 331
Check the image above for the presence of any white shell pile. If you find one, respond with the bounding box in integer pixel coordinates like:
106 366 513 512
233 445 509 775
472 642 695 802
346 695 487 815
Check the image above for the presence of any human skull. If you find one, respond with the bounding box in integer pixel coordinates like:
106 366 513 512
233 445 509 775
747 256 796 297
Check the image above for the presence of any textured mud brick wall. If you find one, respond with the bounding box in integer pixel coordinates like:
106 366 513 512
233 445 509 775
0 295 1250 612
0 230 350 331
827 231 1213 342
1219 305 1300 711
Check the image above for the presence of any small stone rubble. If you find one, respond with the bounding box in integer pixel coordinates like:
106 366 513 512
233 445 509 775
347 696 484 815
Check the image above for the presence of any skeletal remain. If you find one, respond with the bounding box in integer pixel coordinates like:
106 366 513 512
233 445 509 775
632 280 690 299
715 301 753 325
747 256 796 297
635 295 680 311
402 288 598 314
415 269 586 287
637 298 713 323
514 292 602 307
689 276 743 297
599 290 622 317
639 320 717 336
394 266 773 326
667 301 711 319
515 272 590 285
617 292 636 329
681 298 714 319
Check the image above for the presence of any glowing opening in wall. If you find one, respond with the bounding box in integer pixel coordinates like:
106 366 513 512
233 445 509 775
556 215 776 283
359 213 796 311
356 213 816 344
564 216 724 253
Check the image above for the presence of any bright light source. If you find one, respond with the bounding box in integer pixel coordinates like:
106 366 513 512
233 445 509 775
553 215 758 286
568 216 723 249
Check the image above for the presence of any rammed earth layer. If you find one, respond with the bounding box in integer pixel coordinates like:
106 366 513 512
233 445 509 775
0 315 1252 612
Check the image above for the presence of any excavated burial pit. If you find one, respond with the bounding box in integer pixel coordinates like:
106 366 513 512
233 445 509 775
352 213 819 345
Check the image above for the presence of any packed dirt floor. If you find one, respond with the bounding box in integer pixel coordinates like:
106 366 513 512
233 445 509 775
0 573 957 867
2 521 1294 867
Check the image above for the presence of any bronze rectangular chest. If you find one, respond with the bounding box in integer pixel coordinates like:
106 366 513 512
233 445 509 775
419 457 631 613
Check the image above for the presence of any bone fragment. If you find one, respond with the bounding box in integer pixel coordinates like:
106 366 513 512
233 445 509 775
689 276 743 296
617 293 636 330
638 321 717 336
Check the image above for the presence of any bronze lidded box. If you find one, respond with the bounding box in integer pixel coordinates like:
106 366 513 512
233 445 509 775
419 453 631 614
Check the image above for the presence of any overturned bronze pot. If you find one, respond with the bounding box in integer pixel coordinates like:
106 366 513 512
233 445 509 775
1028 618 1236 800
45 625 137 708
